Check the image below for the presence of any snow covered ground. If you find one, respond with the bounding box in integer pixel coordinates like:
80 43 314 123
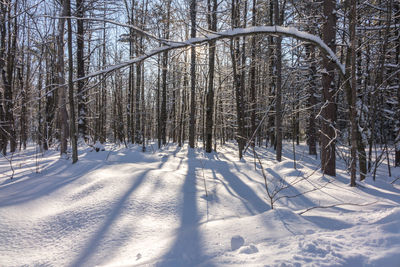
1 142 399 266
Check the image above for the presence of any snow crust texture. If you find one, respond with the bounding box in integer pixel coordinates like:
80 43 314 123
0 143 399 266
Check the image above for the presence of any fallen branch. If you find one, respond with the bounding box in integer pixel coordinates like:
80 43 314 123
297 201 379 215
391 176 400 184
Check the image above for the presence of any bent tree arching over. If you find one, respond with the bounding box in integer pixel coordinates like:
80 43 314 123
75 25 351 175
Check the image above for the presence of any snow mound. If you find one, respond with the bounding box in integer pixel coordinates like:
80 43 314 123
239 244 258 254
93 141 105 152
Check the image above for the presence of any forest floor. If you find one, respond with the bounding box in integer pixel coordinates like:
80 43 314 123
0 141 400 266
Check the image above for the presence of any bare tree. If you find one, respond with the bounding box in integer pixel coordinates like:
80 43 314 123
189 0 197 148
56 0 69 157
320 0 337 176
205 0 218 153
76 0 87 141
67 0 78 163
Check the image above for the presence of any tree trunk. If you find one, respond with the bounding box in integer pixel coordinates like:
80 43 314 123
347 0 357 186
100 12 107 144
320 0 337 176
18 65 27 150
44 48 56 151
1 0 18 154
267 0 275 148
394 2 400 167
249 0 257 148
157 54 161 148
57 0 69 157
205 0 217 153
76 0 87 142
160 0 170 146
37 50 44 151
231 0 246 159
189 0 197 148
274 0 282 162
67 0 78 163
135 61 142 144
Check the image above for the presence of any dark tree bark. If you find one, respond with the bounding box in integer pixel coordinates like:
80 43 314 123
274 0 282 162
320 0 337 176
0 1 6 154
100 11 107 144
135 61 142 144
347 0 357 186
231 0 246 159
179 49 188 147
305 44 317 156
126 0 135 143
76 0 87 141
394 2 400 167
1 0 18 154
56 0 69 157
37 51 44 151
157 54 161 148
267 0 275 148
44 47 56 151
249 0 257 148
189 0 197 148
67 0 78 163
205 0 217 153
160 0 171 146
171 64 177 143
18 65 27 150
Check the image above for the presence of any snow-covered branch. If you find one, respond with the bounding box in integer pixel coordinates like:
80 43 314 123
75 26 345 83
50 16 178 45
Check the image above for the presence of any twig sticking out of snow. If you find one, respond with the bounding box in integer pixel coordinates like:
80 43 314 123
1 152 15 179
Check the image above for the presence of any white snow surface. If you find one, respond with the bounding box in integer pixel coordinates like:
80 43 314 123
1 142 399 266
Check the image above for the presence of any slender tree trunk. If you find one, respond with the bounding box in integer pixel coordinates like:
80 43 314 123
274 0 282 162
135 61 142 144
393 1 400 167
347 0 357 186
100 11 107 144
189 0 197 148
249 0 257 148
37 51 43 151
18 64 27 150
205 0 217 153
179 48 188 147
44 49 56 151
0 1 6 154
306 44 317 156
57 0 69 157
172 65 177 143
395 2 400 167
231 0 246 159
67 0 78 163
157 54 161 148
2 0 18 153
76 0 87 141
267 0 275 148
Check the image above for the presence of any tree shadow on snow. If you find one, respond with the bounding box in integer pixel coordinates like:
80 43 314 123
0 158 105 207
206 151 270 215
69 165 162 266
157 149 211 267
